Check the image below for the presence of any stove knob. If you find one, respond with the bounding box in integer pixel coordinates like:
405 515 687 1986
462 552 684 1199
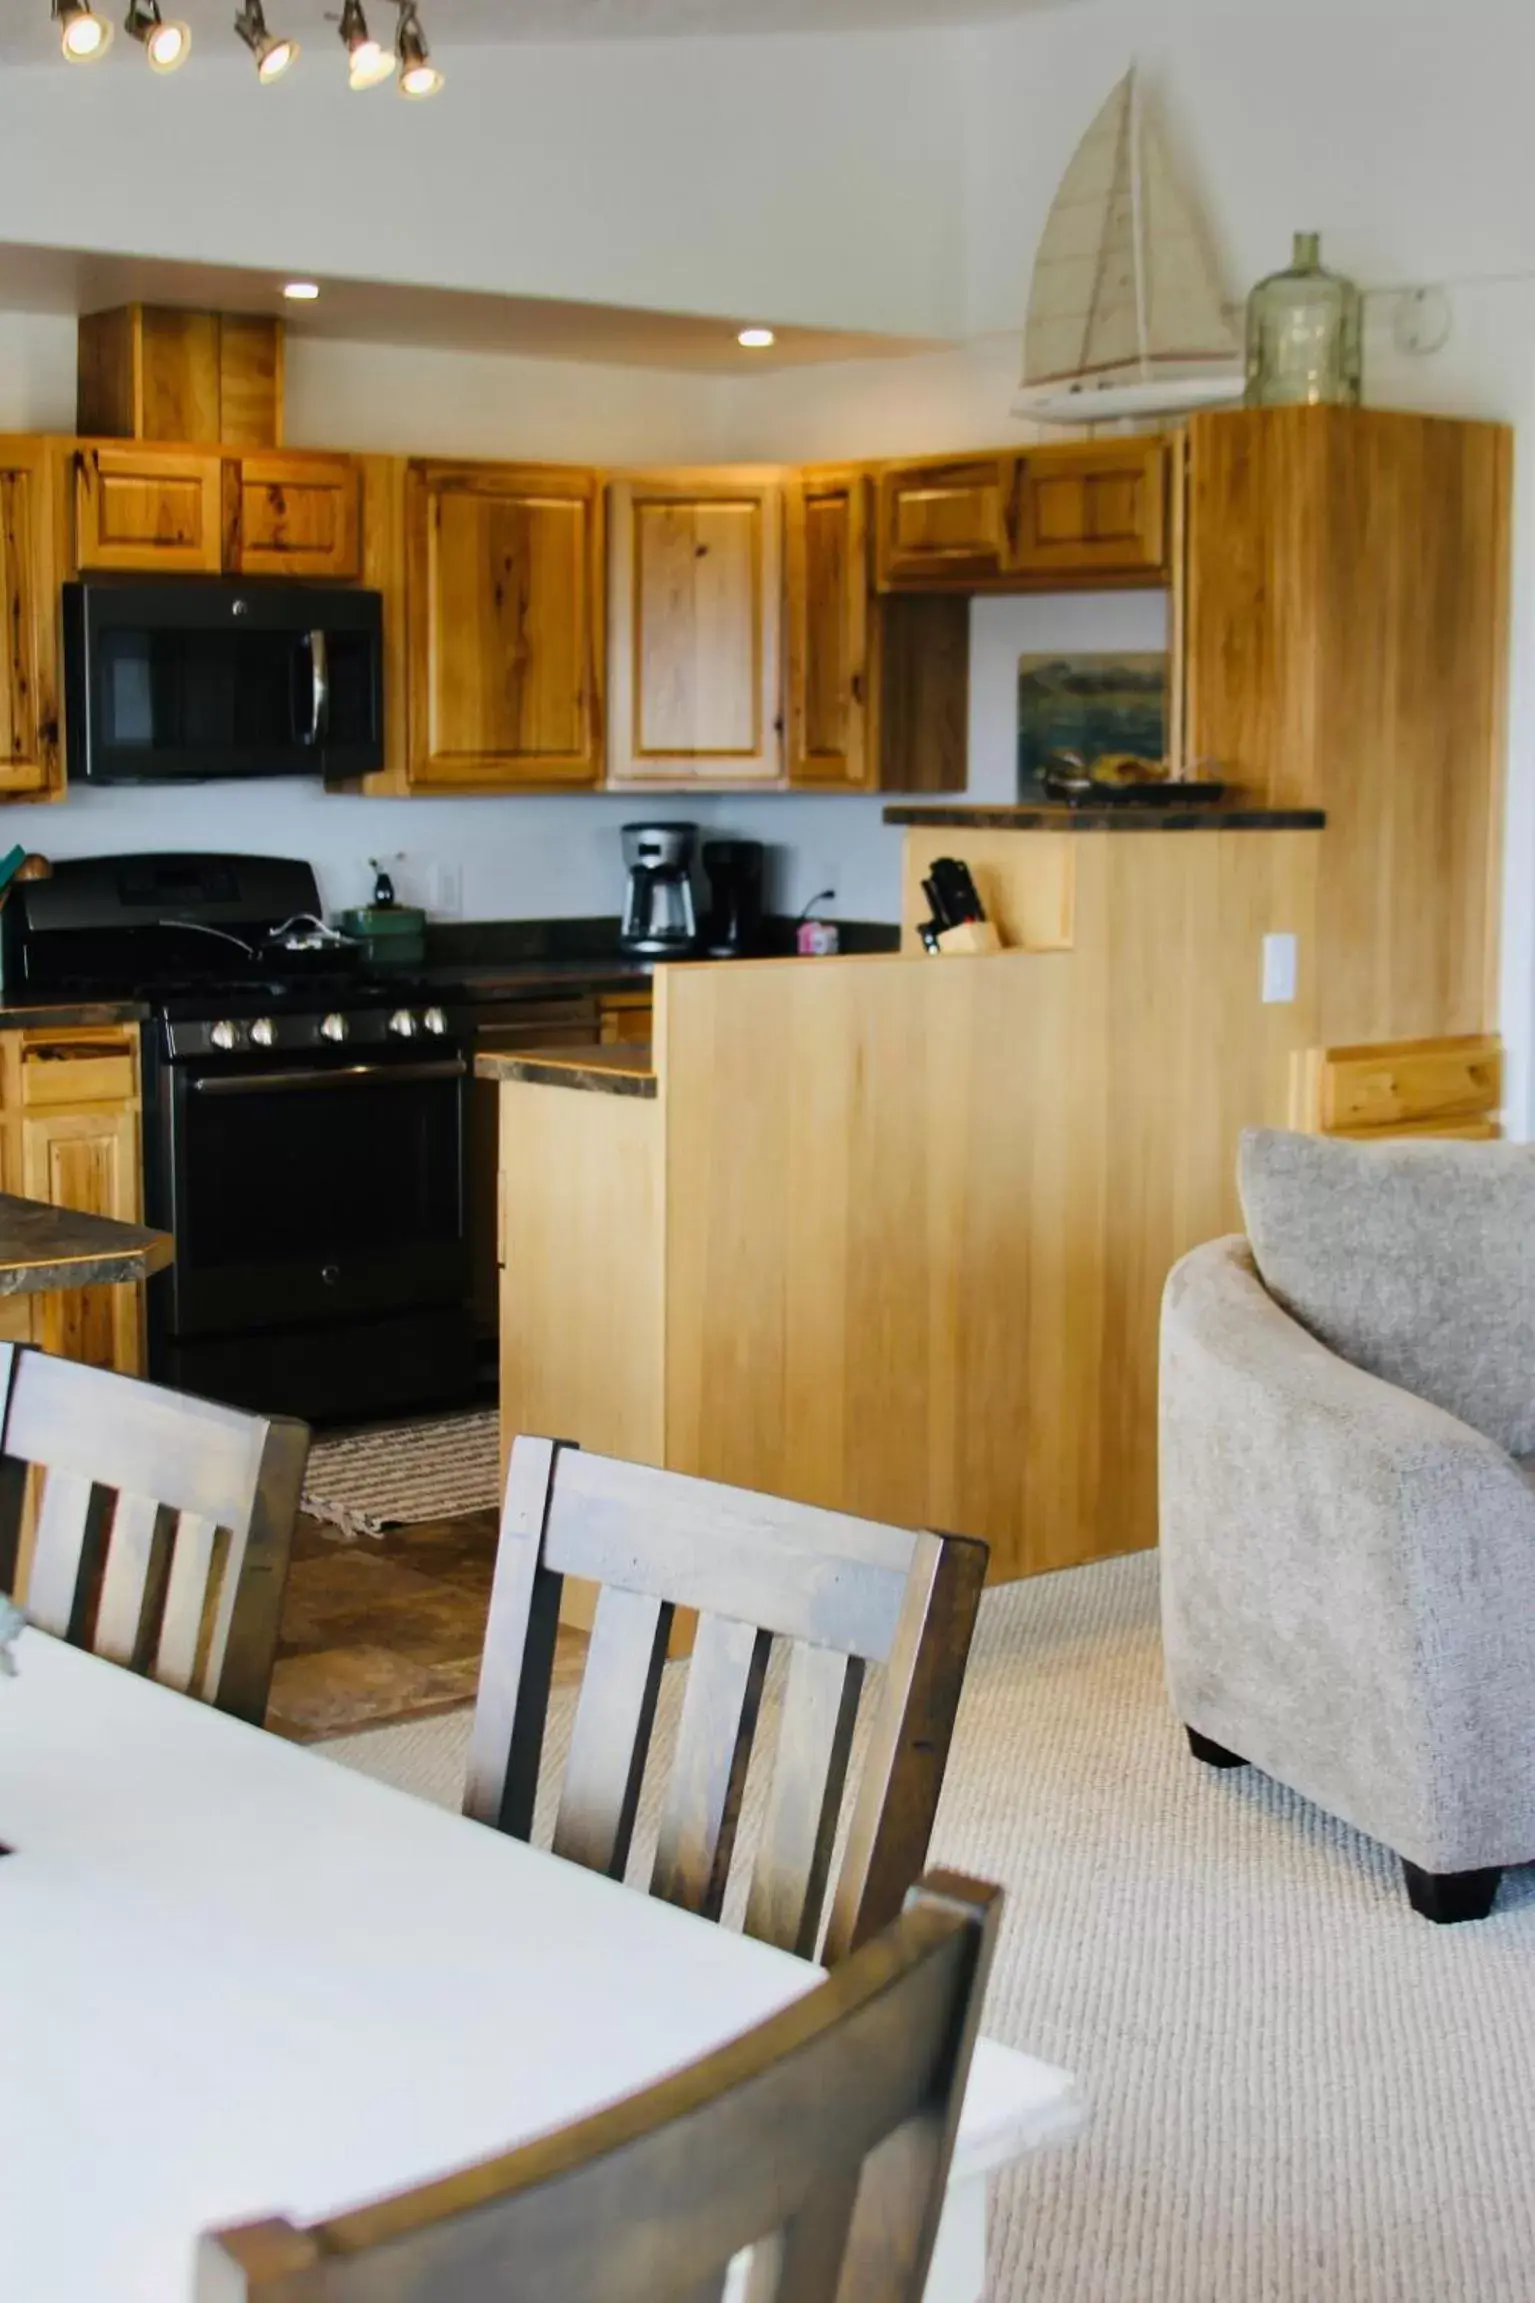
249 1017 275 1049
422 1006 447 1036
319 1013 349 1044
210 1020 237 1051
388 1009 419 1039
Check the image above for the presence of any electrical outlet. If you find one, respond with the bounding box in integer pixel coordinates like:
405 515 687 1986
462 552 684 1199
1262 932 1297 1004
434 863 463 918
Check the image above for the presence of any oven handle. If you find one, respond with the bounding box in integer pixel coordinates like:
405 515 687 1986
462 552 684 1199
186 1057 466 1097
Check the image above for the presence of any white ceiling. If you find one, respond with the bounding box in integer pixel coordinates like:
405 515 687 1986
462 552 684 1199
0 0 1060 60
0 242 940 371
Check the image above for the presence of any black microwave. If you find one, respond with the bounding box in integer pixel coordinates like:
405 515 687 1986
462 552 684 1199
63 576 384 784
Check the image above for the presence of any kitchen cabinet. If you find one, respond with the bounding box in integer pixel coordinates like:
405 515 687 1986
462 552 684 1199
0 437 65 798
224 451 361 579
1011 438 1168 582
607 473 783 785
599 991 653 1046
405 460 603 790
74 443 224 574
77 305 283 450
0 1024 145 1375
875 455 1013 587
787 467 968 793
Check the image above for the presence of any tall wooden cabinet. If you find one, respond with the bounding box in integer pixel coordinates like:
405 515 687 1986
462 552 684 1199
607 474 783 785
0 438 64 798
404 460 603 789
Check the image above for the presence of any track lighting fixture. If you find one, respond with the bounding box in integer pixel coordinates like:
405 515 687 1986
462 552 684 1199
234 0 298 80
54 0 113 60
124 0 190 70
395 2 441 97
339 0 393 87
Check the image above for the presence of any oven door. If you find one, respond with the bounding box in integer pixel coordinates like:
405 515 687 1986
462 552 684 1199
163 1048 468 1338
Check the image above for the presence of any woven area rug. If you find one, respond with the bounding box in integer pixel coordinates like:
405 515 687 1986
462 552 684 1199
321 1552 1535 2301
301 1409 499 1541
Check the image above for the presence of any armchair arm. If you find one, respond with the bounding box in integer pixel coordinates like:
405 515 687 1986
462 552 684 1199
1160 1236 1535 1872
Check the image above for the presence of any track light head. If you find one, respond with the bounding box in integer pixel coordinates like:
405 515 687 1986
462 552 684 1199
234 0 298 79
124 0 190 70
339 0 394 87
54 0 113 60
395 2 441 97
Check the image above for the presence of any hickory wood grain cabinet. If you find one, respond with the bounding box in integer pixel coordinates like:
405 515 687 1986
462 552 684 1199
607 472 783 785
0 437 65 797
874 439 1171 591
0 1023 145 1375
404 460 604 789
74 442 362 579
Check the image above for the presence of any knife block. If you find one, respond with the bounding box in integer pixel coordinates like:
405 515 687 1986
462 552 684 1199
934 919 1003 956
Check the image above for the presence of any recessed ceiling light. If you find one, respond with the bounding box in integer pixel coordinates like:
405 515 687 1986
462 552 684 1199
54 0 112 59
283 281 321 302
737 327 776 350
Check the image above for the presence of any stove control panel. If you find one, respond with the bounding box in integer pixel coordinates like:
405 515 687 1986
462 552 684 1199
165 1005 462 1062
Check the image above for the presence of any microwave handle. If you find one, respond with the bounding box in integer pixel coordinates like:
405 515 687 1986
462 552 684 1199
305 629 331 746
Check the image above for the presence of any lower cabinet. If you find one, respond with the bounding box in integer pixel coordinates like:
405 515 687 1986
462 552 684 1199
598 992 653 1046
0 1024 145 1375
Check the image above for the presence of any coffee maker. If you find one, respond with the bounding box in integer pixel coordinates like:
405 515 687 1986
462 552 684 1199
620 822 700 957
701 839 766 958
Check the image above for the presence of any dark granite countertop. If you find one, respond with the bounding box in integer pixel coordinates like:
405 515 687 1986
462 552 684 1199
882 804 1327 832
0 1193 173 1294
475 1044 657 1099
0 999 149 1030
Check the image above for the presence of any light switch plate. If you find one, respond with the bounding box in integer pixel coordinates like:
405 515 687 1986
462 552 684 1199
1262 932 1297 1004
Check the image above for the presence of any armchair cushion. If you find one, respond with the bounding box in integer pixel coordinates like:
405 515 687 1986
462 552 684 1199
1239 1128 1535 1459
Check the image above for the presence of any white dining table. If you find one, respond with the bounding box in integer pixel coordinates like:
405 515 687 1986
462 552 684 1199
0 1632 1085 2302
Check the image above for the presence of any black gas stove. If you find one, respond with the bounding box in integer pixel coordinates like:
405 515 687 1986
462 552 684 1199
7 854 476 1425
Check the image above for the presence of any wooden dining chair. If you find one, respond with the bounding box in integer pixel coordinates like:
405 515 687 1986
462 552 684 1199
465 1439 988 1965
0 1342 309 1725
198 1867 1001 2303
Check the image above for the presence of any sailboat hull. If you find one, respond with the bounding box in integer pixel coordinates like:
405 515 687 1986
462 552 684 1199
1014 370 1245 425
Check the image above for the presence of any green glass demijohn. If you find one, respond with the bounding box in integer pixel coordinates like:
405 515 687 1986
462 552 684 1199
1245 231 1362 407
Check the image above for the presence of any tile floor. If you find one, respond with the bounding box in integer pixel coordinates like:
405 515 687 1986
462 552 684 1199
267 1509 588 1742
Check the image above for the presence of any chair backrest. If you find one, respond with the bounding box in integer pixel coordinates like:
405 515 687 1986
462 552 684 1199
198 1868 1001 2303
464 1439 988 1964
0 1343 309 1724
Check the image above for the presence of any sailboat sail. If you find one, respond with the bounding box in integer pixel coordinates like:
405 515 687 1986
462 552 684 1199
1019 67 1241 420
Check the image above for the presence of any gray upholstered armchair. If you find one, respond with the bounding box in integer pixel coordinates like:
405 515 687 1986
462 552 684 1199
1160 1127 1535 1924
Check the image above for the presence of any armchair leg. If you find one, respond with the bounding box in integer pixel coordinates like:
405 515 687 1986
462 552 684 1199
1401 1861 1503 1925
1186 1726 1247 1770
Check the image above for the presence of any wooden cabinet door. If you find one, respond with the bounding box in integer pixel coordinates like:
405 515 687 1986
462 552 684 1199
225 452 361 578
22 1098 143 1374
875 456 1013 587
607 475 782 784
406 461 602 788
1010 440 1168 581
0 438 64 797
786 468 873 789
75 443 223 573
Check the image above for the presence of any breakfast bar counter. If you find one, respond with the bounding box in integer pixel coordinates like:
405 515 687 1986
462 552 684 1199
0 1192 171 1295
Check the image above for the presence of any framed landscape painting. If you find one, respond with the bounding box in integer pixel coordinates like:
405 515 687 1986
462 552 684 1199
1017 653 1168 795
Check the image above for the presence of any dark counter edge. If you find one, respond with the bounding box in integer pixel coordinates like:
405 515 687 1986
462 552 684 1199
477 1046 657 1100
0 999 151 1030
883 805 1327 832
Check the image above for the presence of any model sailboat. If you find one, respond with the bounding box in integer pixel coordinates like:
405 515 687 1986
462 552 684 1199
1016 68 1243 424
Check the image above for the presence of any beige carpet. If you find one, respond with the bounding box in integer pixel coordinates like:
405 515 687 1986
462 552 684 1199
321 1553 1535 2302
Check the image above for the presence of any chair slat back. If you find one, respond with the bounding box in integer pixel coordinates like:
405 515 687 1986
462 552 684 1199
197 1871 1002 2303
0 1344 309 1723
465 1440 987 1962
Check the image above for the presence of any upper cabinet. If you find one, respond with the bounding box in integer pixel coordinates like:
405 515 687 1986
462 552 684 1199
0 437 64 798
785 468 872 789
224 452 362 579
607 474 783 785
75 443 223 574
875 438 1172 591
404 460 603 789
1010 439 1168 582
876 455 1012 587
